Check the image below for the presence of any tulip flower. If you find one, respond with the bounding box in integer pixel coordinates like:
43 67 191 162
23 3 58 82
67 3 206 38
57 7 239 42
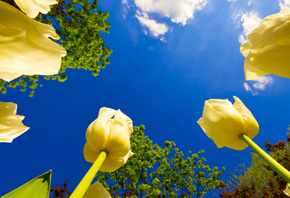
83 182 111 198
0 1 66 82
84 107 134 172
70 107 133 198
197 96 259 150
198 96 290 184
14 0 58 18
0 101 29 143
284 184 290 197
240 9 290 80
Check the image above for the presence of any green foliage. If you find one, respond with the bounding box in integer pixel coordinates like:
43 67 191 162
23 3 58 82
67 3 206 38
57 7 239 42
96 125 224 198
1 170 52 198
1 0 112 96
220 128 290 197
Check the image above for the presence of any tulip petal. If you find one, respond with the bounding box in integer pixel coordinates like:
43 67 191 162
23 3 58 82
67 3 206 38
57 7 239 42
0 102 17 116
243 55 270 80
247 9 290 50
247 44 290 79
0 102 29 143
100 150 134 172
198 98 250 150
83 142 101 164
106 110 133 157
83 182 111 198
84 143 134 172
84 107 133 172
233 96 259 140
240 9 290 80
0 2 66 82
14 0 58 18
86 108 116 152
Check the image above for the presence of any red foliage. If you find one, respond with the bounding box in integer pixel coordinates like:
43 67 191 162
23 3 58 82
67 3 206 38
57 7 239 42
220 134 290 198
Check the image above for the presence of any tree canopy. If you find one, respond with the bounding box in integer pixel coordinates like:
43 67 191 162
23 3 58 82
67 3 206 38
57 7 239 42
220 127 290 198
96 125 225 198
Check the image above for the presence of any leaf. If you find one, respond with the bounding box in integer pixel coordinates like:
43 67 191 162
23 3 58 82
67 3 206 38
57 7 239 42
1 170 52 198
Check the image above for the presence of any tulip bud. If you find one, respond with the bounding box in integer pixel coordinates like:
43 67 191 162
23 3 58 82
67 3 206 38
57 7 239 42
14 0 58 18
240 9 290 80
84 107 133 172
0 1 66 82
0 101 29 143
83 182 111 198
284 184 290 197
197 96 259 150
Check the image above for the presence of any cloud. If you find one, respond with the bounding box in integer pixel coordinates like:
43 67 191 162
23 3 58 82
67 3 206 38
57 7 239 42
122 0 208 39
227 0 237 2
134 0 208 25
135 12 168 39
238 11 261 44
279 0 290 11
244 76 274 95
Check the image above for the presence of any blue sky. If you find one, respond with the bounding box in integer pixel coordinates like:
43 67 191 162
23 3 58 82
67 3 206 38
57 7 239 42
1 0 290 196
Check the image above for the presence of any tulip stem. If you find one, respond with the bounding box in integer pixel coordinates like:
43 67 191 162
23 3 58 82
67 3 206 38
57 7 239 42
70 150 108 198
240 133 290 183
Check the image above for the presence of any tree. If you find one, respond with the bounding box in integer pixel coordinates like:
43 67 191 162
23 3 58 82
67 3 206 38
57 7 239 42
220 128 290 197
50 179 71 198
1 0 112 96
96 125 225 198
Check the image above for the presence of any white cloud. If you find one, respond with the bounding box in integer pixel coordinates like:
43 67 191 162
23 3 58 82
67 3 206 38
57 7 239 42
279 0 290 11
243 82 251 92
122 0 208 39
135 12 169 39
238 11 261 44
227 0 237 2
252 76 274 90
244 76 274 95
134 0 207 25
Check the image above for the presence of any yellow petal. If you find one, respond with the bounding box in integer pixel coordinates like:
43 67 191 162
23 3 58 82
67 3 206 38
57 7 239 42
0 102 29 143
244 54 270 81
84 107 134 172
240 41 252 57
0 2 66 82
83 142 101 164
105 109 133 157
240 8 290 80
83 182 111 198
198 98 249 150
247 44 290 79
84 142 134 172
247 9 290 50
14 0 58 18
233 96 259 140
284 184 290 197
100 150 134 172
86 108 116 153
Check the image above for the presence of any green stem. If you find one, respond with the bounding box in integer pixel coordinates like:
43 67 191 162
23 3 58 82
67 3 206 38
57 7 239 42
239 133 290 183
70 150 108 198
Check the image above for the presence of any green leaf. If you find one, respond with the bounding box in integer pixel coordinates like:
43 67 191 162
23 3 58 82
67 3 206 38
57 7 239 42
1 170 52 198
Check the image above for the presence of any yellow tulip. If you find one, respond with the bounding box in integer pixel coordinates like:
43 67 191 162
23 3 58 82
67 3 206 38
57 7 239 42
0 1 66 82
14 0 58 18
240 9 290 80
197 96 259 150
84 107 134 172
83 182 111 198
284 184 290 197
0 101 29 143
